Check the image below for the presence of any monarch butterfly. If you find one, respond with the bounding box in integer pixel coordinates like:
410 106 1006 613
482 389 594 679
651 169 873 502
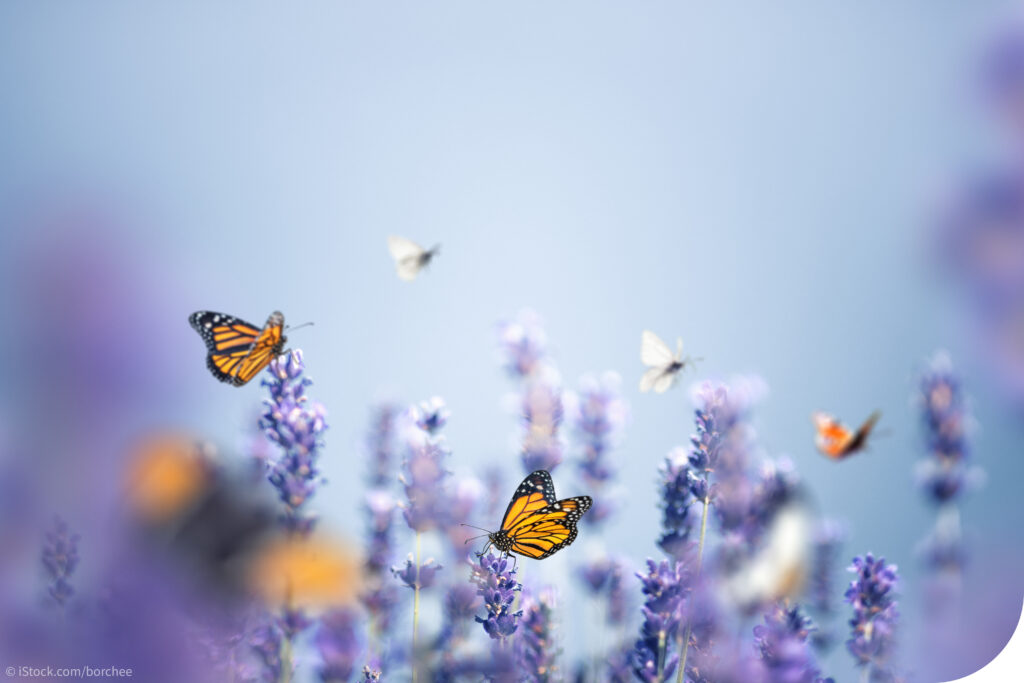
189 310 286 386
387 236 439 281
639 329 699 393
465 470 592 561
812 411 882 459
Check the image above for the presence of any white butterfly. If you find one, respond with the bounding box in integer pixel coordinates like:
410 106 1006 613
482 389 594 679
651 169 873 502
639 330 697 393
387 236 440 282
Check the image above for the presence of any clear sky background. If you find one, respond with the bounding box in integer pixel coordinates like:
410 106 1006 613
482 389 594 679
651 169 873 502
1 2 1022 680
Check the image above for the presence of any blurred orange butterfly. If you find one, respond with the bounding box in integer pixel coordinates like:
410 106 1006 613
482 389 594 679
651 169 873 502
812 411 881 460
189 310 286 386
465 470 591 561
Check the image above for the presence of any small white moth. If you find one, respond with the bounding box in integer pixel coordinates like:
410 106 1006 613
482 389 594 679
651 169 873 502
639 329 697 393
387 236 439 282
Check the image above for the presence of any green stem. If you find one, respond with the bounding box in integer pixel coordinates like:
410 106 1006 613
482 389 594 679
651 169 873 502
677 483 712 683
655 628 668 683
278 635 292 683
412 531 422 683
859 666 870 683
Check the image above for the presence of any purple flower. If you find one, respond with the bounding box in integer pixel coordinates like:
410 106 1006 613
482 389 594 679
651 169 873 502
472 552 522 640
753 604 832 683
41 516 80 608
845 554 901 680
436 583 483 651
399 404 451 532
365 403 399 488
519 588 560 682
444 476 486 559
520 377 565 473
249 616 286 683
658 447 699 561
316 608 361 683
981 20 1024 126
361 666 382 681
630 559 689 682
916 352 977 506
579 557 628 626
391 555 443 590
361 406 401 638
412 396 450 435
808 520 846 651
260 350 328 535
570 372 629 513
497 309 549 379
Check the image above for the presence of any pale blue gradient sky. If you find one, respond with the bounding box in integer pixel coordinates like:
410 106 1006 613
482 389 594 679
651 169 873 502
1 2 1022 680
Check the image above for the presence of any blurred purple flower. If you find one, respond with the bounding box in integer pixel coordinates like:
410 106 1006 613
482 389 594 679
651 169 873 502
412 396 450 435
361 405 401 642
444 476 485 551
365 403 399 488
981 19 1024 127
844 554 901 681
753 604 832 683
472 552 522 640
915 352 978 506
391 555 443 591
497 309 549 379
316 608 361 683
808 520 846 651
399 404 451 533
519 588 560 682
249 616 286 683
436 583 482 652
579 556 628 626
260 350 328 535
41 516 79 609
569 373 629 526
361 665 382 681
520 378 565 473
630 559 689 682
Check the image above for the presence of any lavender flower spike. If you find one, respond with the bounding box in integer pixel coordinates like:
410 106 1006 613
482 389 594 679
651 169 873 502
915 351 977 506
571 371 628 525
42 516 80 608
472 552 522 640
519 588 560 682
630 559 688 682
658 447 699 561
753 604 833 683
316 608 361 683
399 403 451 532
392 554 443 590
497 309 549 379
260 349 328 535
845 554 901 681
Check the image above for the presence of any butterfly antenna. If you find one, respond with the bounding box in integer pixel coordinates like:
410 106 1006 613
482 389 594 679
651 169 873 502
287 321 315 332
463 533 490 544
459 523 493 534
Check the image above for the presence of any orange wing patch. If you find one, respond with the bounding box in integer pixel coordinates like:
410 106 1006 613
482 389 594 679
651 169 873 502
813 411 881 460
190 311 287 387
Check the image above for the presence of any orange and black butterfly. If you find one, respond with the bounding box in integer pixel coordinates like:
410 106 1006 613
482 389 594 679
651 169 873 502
468 470 591 561
812 411 881 460
189 310 286 386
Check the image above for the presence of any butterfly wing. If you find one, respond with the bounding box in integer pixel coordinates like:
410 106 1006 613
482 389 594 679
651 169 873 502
844 411 881 455
639 366 664 393
641 330 675 367
500 470 558 532
231 313 286 386
506 496 592 559
812 412 853 459
190 311 285 386
387 236 426 281
652 370 679 394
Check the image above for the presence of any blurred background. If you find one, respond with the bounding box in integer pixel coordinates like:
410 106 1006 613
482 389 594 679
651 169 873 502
1 2 1022 681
